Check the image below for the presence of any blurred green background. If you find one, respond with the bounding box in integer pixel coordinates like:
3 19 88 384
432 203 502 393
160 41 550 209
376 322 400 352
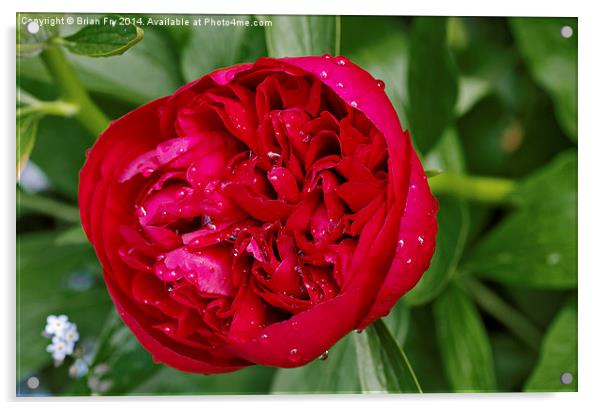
16 14 577 395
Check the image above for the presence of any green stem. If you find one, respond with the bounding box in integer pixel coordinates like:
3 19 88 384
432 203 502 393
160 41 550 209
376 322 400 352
17 100 78 117
457 276 542 351
17 190 80 224
40 44 109 138
429 173 516 205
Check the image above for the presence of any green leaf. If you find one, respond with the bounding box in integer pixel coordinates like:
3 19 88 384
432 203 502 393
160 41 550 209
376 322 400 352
62 19 144 57
19 28 183 105
263 15 339 57
354 319 422 393
16 112 41 178
463 151 577 289
16 231 110 382
181 15 266 83
433 283 497 392
408 17 458 154
271 334 361 394
29 116 90 199
86 310 160 395
342 16 410 126
406 129 469 305
55 224 87 246
403 306 449 392
133 365 276 395
524 298 577 392
456 76 491 116
510 18 577 140
502 287 569 329
491 332 538 392
383 300 411 346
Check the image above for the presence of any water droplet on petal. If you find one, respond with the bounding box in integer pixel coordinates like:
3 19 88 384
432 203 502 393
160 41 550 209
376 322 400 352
136 206 147 218
350 101 358 108
417 235 425 245
335 57 347 66
142 167 154 177
336 81 344 89
259 333 269 343
288 348 301 363
318 350 329 360
319 70 328 79
321 53 332 59
398 239 405 248
376 79 386 89
354 329 363 334
406 258 413 264
267 151 281 160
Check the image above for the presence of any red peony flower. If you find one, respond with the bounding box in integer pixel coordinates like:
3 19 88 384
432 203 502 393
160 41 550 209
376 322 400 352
79 55 438 374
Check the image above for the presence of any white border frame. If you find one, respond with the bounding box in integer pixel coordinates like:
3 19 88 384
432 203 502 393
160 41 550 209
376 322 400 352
4 1 599 409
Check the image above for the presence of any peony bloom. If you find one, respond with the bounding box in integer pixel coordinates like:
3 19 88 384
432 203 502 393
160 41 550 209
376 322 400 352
79 55 438 374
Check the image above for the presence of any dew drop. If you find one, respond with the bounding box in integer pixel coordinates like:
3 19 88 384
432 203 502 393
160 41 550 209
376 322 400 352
376 79 386 90
321 53 332 59
336 81 345 89
417 235 425 245
406 258 413 264
259 333 269 343
318 350 329 361
398 239 405 248
335 57 347 66
137 206 147 218
319 70 328 79
142 167 154 177
267 151 281 160
354 329 363 334
350 100 358 108
288 348 301 362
